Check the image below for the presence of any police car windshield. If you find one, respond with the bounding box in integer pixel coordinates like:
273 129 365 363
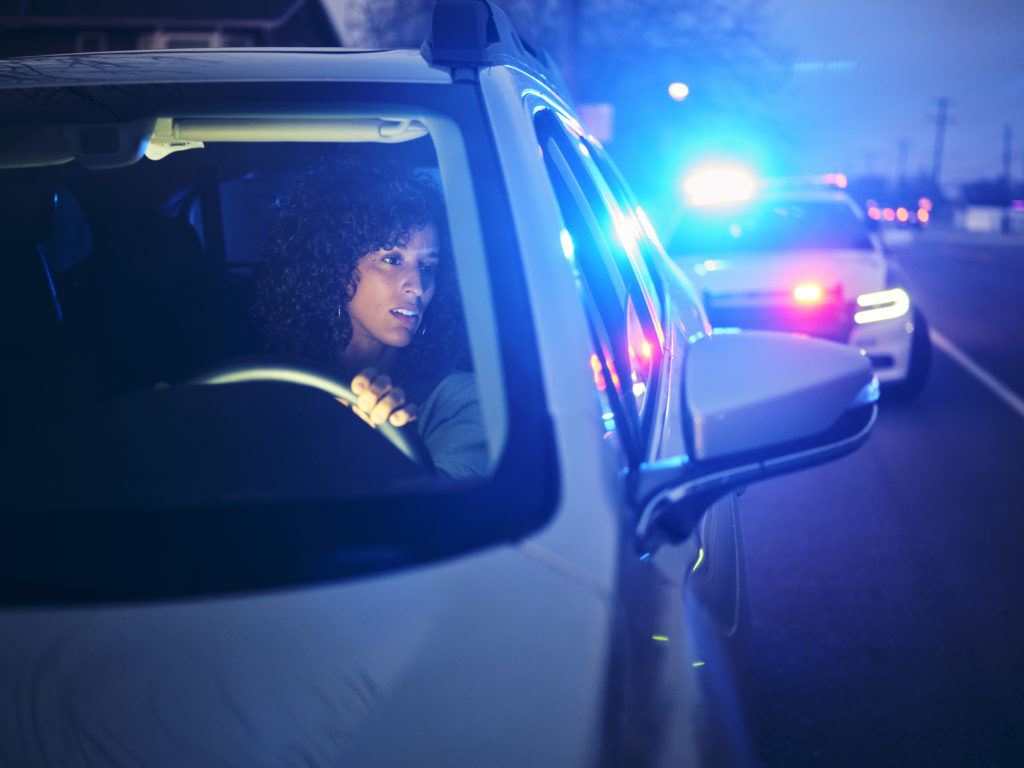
670 199 873 255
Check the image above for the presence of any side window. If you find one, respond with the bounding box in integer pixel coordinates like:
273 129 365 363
546 143 639 455
534 108 664 458
586 141 667 306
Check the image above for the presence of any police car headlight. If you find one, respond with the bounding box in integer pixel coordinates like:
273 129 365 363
854 288 910 324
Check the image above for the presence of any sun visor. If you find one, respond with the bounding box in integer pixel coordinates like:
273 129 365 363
146 117 430 160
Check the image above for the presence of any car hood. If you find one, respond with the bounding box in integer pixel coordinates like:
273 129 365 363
677 248 887 300
0 544 610 767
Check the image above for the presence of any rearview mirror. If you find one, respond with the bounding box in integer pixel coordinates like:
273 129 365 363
634 331 877 546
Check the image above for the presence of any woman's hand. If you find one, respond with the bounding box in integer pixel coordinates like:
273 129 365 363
348 368 419 428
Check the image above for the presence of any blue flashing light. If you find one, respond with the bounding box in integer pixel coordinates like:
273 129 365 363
682 166 756 207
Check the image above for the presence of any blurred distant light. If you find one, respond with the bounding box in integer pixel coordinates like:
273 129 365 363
694 259 729 276
683 166 755 206
823 172 848 189
1011 199 1024 212
668 82 690 101
896 207 909 222
918 197 933 211
793 283 823 303
867 206 881 220
917 208 930 224
883 208 896 222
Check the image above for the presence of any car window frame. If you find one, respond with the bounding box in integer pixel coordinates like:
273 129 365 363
531 104 666 462
0 77 561 601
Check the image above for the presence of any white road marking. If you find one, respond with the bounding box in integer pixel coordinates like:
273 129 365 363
931 328 1024 420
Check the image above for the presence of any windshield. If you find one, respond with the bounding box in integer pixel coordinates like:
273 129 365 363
0 115 507 512
668 198 873 255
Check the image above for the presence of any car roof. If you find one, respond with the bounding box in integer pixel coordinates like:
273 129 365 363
752 189 857 205
0 48 452 89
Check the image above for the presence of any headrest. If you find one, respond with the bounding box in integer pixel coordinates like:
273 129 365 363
0 242 62 350
0 182 55 243
98 216 208 282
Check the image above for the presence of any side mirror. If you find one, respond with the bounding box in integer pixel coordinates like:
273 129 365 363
633 331 877 547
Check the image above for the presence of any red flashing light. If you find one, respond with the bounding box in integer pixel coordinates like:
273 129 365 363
883 208 896 222
918 197 933 212
867 206 881 220
896 207 909 222
793 283 823 303
918 209 930 224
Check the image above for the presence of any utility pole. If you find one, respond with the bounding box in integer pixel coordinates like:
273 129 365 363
897 137 910 190
1002 124 1013 233
1003 124 1013 184
930 97 950 191
561 0 578 101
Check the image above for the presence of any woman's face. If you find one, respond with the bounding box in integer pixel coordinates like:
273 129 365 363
346 223 440 360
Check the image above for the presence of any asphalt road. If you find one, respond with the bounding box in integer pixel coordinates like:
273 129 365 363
742 230 1024 767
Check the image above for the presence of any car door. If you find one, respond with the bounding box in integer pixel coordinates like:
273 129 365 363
524 97 754 765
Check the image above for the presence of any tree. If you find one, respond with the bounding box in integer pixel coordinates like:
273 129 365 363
336 0 784 214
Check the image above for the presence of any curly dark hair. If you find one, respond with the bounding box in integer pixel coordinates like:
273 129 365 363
252 150 466 390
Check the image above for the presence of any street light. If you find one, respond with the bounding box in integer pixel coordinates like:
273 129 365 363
668 82 690 102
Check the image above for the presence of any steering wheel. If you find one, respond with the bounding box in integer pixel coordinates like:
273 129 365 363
187 357 434 470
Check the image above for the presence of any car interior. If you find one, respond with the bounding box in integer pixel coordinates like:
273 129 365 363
0 120 486 508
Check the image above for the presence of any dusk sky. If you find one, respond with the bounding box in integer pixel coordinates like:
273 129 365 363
771 0 1024 189
321 0 1024 192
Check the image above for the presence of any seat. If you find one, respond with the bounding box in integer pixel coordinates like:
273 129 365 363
0 184 66 445
87 216 219 394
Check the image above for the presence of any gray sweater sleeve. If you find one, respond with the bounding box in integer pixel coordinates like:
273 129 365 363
416 372 489 479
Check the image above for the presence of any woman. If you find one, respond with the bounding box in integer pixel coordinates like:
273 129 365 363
252 151 487 479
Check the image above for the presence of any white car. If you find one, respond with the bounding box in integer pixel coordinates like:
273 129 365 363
665 179 931 398
0 2 877 766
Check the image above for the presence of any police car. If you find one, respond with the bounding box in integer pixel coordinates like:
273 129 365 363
0 3 878 766
665 169 931 398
